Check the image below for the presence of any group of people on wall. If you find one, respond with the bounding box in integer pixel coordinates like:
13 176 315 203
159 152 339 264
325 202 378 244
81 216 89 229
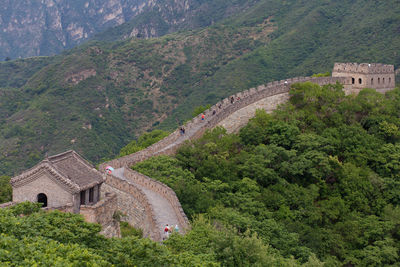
163 224 179 239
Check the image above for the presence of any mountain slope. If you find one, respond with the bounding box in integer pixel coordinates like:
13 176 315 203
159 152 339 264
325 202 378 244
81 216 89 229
0 0 147 60
0 0 259 60
93 0 259 41
1 0 399 176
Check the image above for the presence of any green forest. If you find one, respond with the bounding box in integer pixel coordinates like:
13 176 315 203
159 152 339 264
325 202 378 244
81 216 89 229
2 82 400 266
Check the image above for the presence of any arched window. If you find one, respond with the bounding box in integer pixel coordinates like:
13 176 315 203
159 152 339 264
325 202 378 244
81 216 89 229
389 77 392 84
359 78 362 84
37 193 48 207
378 78 380 84
371 78 374 85
352 77 355 84
383 78 385 84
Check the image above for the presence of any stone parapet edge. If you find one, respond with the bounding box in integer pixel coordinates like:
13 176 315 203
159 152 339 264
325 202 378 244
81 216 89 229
104 173 161 241
123 168 190 232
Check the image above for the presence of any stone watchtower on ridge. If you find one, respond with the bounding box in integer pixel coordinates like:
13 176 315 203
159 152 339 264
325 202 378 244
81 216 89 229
332 63 395 94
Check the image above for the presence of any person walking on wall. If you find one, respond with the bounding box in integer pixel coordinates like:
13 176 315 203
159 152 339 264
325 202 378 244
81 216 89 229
174 224 179 233
201 113 205 121
230 96 234 104
164 224 170 239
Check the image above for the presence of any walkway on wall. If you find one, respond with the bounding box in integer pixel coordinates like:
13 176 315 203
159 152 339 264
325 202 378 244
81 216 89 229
113 167 180 238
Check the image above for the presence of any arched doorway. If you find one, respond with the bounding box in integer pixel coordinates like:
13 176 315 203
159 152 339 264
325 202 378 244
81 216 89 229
37 193 48 207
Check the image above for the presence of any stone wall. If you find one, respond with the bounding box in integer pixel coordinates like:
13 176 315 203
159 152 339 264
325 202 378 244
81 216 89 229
332 63 395 92
12 169 74 209
43 204 74 213
333 63 394 74
0 202 14 208
100 76 350 171
100 77 350 171
122 168 190 232
102 173 161 240
80 192 120 238
217 92 290 133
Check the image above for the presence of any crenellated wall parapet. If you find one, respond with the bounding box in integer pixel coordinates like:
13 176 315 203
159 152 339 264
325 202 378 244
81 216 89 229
333 62 394 74
103 173 161 240
333 63 395 92
100 76 349 171
122 168 190 233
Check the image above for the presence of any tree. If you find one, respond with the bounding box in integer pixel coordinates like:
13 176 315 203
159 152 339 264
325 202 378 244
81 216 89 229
0 176 12 203
119 129 169 156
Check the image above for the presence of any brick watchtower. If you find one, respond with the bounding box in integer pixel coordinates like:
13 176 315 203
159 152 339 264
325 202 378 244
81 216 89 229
332 63 395 94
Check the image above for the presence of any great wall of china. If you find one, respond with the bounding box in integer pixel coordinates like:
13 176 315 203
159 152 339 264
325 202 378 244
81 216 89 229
100 63 397 240
100 75 368 241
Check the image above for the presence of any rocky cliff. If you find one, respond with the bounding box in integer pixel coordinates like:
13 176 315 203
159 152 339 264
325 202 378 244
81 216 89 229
1 0 152 60
0 0 256 60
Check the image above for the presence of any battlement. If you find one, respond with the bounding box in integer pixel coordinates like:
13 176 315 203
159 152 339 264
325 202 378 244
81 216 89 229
333 63 394 74
332 62 395 93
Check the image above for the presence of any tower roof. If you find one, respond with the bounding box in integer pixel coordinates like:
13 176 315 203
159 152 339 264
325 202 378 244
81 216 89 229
11 150 103 193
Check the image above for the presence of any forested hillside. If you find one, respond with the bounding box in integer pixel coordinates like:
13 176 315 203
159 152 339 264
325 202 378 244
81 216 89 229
2 82 400 266
132 82 400 265
1 0 399 176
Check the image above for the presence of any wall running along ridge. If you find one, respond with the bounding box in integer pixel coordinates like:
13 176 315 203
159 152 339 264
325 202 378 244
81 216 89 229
99 76 355 240
101 76 350 169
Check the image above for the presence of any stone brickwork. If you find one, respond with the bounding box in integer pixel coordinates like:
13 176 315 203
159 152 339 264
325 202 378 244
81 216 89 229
217 93 290 133
0 202 14 208
12 169 74 209
80 192 120 238
102 173 161 240
333 63 395 94
122 168 190 233
43 204 74 213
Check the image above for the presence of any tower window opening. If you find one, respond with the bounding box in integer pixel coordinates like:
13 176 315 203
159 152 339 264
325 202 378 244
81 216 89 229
89 187 94 203
359 78 362 84
80 190 86 205
352 78 355 84
378 78 380 84
371 78 374 85
389 78 392 84
383 78 385 84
